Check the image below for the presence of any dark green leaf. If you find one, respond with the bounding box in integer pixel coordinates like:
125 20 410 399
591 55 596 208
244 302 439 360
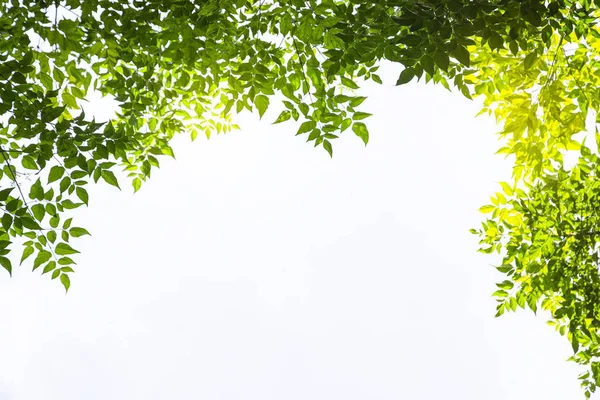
452 46 470 67
434 51 450 71
0 256 11 276
396 68 415 85
524 52 538 69
1 213 12 230
21 217 41 230
0 188 13 202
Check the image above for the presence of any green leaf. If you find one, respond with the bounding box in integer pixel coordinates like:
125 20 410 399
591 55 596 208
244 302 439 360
101 170 120 189
49 216 59 228
60 273 71 292
349 97 367 107
526 8 542 26
21 217 41 230
42 261 56 274
44 188 54 201
33 250 52 271
297 121 316 135
341 118 352 132
571 335 579 354
488 33 504 50
61 199 82 209
31 204 46 221
20 246 34 265
55 243 79 255
341 76 359 89
323 139 333 157
396 68 415 85
420 55 435 76
0 256 11 276
22 156 38 170
62 92 78 109
307 129 320 142
452 46 470 67
273 110 291 124
352 122 369 145
161 146 175 158
0 188 13 201
41 106 65 123
70 227 91 237
30 179 44 201
12 72 26 84
6 199 19 212
46 203 57 216
48 166 65 183
59 176 71 193
324 31 345 49
76 187 89 205
524 52 538 69
434 51 450 71
280 13 293 36
496 280 514 290
22 51 33 65
1 213 12 230
58 256 75 265
353 112 372 121
254 95 269 119
63 218 72 229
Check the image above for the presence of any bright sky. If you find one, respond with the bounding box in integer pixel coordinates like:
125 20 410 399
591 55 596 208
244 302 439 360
0 62 587 399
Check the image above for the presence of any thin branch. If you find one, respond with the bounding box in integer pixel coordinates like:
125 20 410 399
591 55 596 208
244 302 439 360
0 147 29 209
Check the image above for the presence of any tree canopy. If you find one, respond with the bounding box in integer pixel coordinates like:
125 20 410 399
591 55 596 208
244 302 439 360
3 0 600 394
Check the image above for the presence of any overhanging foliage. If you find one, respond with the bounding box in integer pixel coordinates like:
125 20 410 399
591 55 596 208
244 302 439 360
3 0 600 394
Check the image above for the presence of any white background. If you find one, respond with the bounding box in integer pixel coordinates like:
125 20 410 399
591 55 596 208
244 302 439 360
0 63 585 399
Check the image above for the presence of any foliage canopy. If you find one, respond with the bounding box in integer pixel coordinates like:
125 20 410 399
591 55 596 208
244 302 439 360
3 0 600 394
